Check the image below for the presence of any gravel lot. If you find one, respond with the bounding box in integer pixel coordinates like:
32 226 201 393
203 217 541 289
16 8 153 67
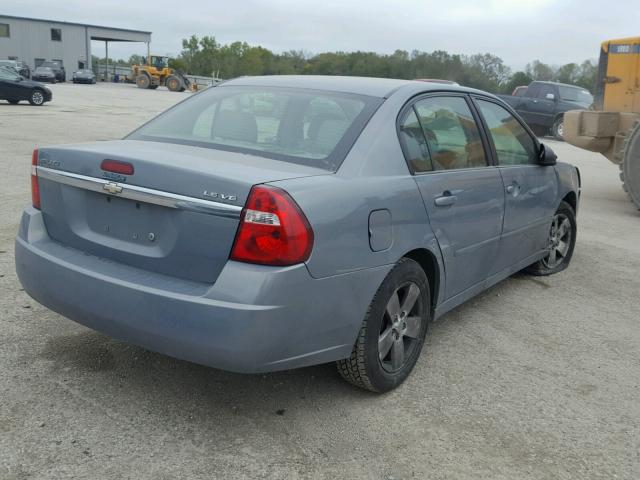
1 83 639 480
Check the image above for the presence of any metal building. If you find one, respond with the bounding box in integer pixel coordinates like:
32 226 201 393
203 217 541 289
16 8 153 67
0 14 151 80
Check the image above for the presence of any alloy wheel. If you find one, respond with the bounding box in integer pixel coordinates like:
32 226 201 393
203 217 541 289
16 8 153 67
543 213 572 269
378 282 423 373
31 91 44 105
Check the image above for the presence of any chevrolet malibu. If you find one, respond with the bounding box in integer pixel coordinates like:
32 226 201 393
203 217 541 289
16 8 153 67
15 76 580 392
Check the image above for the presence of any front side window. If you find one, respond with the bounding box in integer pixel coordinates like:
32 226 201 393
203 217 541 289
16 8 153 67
0 23 9 38
476 99 538 166
129 86 380 171
51 28 62 41
412 96 487 171
557 85 593 104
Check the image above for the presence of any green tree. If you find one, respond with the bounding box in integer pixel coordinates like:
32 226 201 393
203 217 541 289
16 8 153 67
502 71 533 94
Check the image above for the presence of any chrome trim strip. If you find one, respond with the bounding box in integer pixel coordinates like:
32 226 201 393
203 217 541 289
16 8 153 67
36 166 242 218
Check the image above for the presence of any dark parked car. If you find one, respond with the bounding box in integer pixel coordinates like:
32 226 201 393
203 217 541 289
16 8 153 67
498 81 593 140
72 69 96 84
16 76 580 392
32 67 57 83
40 61 65 82
0 66 52 105
16 61 31 79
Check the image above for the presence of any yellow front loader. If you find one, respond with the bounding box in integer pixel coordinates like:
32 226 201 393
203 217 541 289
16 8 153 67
130 55 190 92
564 37 640 209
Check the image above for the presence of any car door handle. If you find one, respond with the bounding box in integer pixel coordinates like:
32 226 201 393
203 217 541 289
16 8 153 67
434 191 458 207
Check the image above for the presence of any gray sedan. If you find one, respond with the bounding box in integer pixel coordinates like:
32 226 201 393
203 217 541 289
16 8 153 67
15 76 580 392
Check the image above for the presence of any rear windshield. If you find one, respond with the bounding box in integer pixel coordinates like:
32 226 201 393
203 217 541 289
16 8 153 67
127 85 381 170
558 86 593 105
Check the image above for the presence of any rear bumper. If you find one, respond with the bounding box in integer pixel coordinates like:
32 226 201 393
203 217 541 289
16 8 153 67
16 208 389 373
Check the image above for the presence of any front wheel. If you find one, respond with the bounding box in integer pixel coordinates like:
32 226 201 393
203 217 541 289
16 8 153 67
28 89 45 106
337 258 430 392
525 201 576 276
166 75 183 92
551 117 565 141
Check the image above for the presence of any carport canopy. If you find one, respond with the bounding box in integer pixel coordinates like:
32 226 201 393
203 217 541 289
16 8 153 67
85 24 151 77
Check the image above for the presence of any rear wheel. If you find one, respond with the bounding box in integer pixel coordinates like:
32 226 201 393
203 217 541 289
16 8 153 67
28 89 45 106
337 258 430 393
525 201 576 276
551 116 565 141
136 74 150 89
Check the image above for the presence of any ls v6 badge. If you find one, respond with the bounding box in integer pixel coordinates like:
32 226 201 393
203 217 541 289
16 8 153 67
203 191 237 202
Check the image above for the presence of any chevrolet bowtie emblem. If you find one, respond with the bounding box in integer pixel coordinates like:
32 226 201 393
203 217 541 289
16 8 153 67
103 182 123 195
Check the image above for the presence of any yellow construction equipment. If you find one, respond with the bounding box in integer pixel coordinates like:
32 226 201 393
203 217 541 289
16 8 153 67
564 37 640 209
129 55 190 92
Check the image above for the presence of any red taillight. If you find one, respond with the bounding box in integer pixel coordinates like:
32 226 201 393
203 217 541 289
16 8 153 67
31 149 41 210
101 159 134 175
230 185 314 266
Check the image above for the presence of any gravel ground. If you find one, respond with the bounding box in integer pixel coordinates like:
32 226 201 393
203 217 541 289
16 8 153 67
1 83 639 480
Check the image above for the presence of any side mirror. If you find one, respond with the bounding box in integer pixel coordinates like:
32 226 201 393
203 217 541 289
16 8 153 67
539 143 557 166
545 93 556 101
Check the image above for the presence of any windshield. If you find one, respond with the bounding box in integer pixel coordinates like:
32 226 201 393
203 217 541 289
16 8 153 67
128 85 381 170
36 67 52 73
558 86 593 105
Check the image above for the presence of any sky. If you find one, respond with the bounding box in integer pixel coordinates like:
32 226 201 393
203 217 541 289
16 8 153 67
2 0 637 70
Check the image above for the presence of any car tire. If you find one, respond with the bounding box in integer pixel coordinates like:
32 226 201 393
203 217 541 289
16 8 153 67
28 89 46 106
166 75 183 92
551 116 564 141
525 201 576 276
336 258 430 393
8 99 19 105
136 74 151 89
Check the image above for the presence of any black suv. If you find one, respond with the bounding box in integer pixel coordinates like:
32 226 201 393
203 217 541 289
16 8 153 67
498 81 594 140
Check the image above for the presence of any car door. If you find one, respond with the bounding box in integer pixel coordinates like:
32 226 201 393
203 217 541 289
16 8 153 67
398 94 505 300
473 97 558 274
515 83 540 125
0 68 21 99
524 83 557 129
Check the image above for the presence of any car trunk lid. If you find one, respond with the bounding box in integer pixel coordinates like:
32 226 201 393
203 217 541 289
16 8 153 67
36 139 328 284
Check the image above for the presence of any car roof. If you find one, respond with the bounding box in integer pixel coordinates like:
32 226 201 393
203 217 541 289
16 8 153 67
533 80 589 90
221 75 484 99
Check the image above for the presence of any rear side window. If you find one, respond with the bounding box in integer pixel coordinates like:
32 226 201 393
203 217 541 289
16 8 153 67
129 86 381 171
412 96 487 171
537 84 555 99
475 99 538 166
398 109 433 172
